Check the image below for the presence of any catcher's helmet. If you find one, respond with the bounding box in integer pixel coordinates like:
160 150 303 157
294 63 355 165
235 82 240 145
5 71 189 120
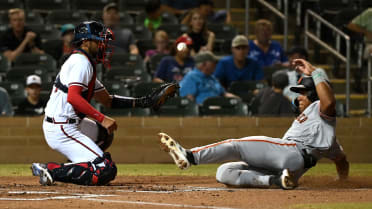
290 76 319 102
73 21 114 68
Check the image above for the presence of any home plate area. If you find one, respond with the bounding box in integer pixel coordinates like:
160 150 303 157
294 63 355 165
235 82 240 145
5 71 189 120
0 176 372 209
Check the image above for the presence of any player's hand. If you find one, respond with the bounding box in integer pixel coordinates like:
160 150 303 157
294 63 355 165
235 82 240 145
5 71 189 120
292 59 316 76
101 116 117 135
25 31 36 42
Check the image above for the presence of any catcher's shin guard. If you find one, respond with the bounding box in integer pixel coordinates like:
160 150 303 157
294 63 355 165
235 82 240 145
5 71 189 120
46 152 117 185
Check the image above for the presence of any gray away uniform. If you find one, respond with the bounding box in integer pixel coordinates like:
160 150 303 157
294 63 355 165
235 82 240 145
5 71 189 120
190 101 345 187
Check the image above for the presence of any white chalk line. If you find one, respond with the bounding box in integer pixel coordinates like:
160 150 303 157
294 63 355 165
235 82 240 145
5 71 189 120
0 189 241 209
116 186 244 194
83 198 240 209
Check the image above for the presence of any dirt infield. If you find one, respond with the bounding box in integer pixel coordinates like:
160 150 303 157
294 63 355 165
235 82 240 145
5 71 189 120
0 176 371 209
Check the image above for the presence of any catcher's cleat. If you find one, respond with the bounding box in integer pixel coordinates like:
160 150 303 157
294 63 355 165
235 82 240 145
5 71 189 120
31 163 54 186
272 169 297 190
158 132 190 169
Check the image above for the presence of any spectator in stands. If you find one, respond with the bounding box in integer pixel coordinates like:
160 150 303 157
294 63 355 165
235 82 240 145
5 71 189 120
43 24 75 64
144 30 170 63
15 75 46 116
102 3 139 54
347 8 372 60
282 46 328 102
347 8 372 93
0 8 44 62
154 36 194 83
181 8 215 56
250 71 293 116
144 0 163 32
248 19 288 68
0 87 14 116
160 0 199 16
180 51 238 105
197 0 231 24
214 35 264 89
153 35 195 83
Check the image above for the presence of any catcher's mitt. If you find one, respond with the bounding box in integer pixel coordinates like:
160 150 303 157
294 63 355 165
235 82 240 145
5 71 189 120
136 83 179 111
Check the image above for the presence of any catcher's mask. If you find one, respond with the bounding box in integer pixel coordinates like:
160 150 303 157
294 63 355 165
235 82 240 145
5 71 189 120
73 21 115 68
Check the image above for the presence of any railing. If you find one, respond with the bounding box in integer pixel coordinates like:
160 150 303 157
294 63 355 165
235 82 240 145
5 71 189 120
304 9 351 116
225 0 288 50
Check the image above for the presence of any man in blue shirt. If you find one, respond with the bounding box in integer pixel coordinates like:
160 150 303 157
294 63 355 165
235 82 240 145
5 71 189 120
214 35 264 88
180 51 238 104
248 19 288 68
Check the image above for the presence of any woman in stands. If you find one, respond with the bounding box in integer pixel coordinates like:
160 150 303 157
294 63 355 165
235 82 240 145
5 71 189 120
181 9 215 56
144 30 170 63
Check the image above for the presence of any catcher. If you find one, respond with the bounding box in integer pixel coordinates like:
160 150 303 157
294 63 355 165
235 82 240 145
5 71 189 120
159 59 349 189
31 21 178 186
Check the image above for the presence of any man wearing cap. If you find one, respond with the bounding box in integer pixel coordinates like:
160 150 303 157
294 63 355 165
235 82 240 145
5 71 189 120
0 8 44 62
180 51 238 104
15 74 46 116
214 35 264 89
153 35 195 83
159 59 349 190
102 3 139 55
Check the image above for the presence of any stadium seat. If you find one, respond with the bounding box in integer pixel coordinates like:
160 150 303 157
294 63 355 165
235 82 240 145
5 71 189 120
71 0 115 12
228 81 267 103
110 53 144 70
27 24 60 42
45 10 88 26
0 81 25 105
156 97 199 116
24 0 70 12
104 67 151 85
200 97 248 116
0 0 22 11
263 66 287 86
102 81 131 96
207 24 237 41
102 106 151 116
157 24 188 39
118 0 150 12
91 11 134 25
135 12 179 25
132 82 162 97
0 54 9 74
13 53 57 72
6 65 51 84
120 24 152 40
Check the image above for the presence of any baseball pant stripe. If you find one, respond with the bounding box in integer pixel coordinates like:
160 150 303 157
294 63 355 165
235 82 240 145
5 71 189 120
60 125 101 158
192 138 297 153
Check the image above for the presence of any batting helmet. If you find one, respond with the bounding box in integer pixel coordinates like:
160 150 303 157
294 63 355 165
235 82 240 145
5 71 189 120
290 76 319 102
73 21 115 68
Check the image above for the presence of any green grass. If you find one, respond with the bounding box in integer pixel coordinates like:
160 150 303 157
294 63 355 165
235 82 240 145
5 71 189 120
292 202 372 209
1 163 372 177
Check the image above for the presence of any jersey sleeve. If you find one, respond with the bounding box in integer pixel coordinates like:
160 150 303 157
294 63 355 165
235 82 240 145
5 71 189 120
352 9 372 28
94 79 105 92
66 55 93 90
